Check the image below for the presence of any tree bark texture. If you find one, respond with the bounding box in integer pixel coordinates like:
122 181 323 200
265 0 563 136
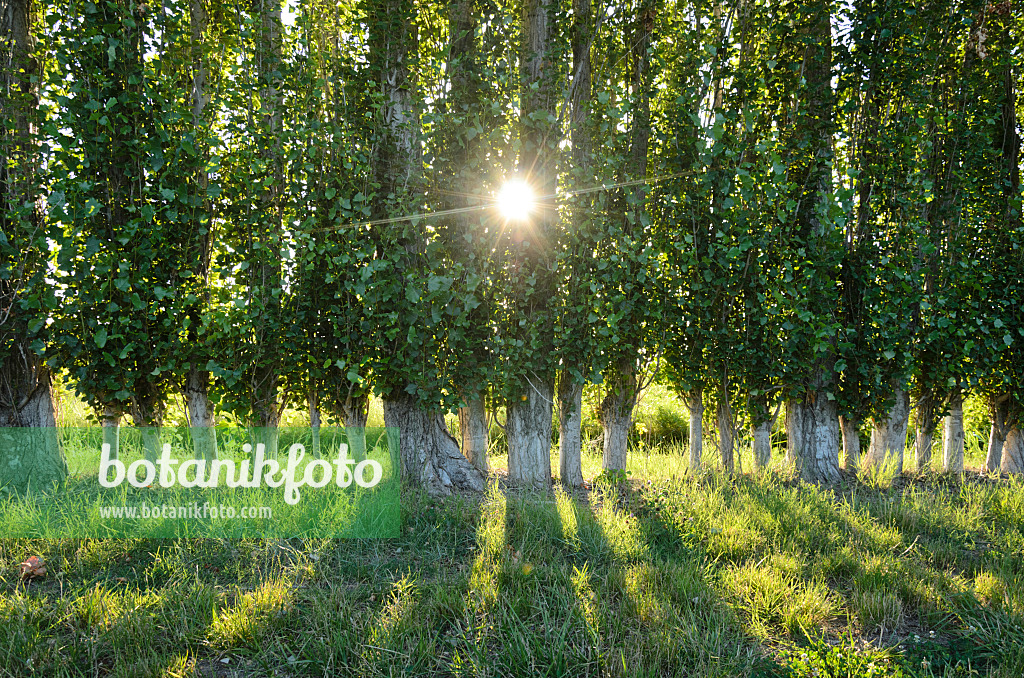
458 389 489 472
786 393 841 484
839 415 860 472
943 388 964 473
507 379 554 491
864 386 910 473
384 391 485 495
558 376 584 487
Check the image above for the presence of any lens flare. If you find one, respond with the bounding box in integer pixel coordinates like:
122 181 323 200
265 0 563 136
496 179 535 221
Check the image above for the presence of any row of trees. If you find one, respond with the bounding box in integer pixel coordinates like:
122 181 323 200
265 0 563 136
1 0 1021 494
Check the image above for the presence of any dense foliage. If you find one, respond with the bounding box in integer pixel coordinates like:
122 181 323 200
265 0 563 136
2 0 1021 489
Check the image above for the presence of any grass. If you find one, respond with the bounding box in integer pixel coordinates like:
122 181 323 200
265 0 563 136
1 443 1022 677
11 383 1014 675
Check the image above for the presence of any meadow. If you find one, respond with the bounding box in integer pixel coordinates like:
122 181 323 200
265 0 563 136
0 385 1020 677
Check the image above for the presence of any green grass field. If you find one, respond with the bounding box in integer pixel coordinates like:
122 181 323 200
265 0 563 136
1 446 1022 677
3 384 1017 676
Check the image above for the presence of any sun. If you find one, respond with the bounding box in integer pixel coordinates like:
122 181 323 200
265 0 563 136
496 179 535 221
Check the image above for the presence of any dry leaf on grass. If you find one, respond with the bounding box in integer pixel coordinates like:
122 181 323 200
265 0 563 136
19 556 47 580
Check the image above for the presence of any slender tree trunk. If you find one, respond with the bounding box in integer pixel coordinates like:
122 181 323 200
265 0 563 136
249 0 284 458
558 375 584 487
186 368 217 462
914 393 938 471
984 396 1010 473
0 0 67 491
506 0 558 491
1002 425 1024 474
102 405 121 461
556 0 591 490
308 383 321 457
687 388 703 471
458 390 489 472
384 392 485 494
717 379 734 473
785 5 839 484
864 386 910 473
943 388 964 473
184 0 217 465
507 380 554 491
751 419 771 470
749 392 772 470
840 415 860 472
987 424 1006 473
338 393 368 461
786 394 841 484
129 382 164 464
600 364 637 472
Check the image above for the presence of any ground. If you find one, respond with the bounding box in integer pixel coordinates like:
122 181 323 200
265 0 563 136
1 445 1022 677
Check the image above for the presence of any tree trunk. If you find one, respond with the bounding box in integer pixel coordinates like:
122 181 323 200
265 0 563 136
752 420 771 470
914 394 938 471
458 390 489 472
558 375 584 487
687 388 703 471
507 380 554 491
339 393 369 462
249 0 284 459
984 396 1010 473
864 386 910 473
786 393 841 484
943 389 964 473
383 392 485 495
309 383 322 458
184 0 217 465
749 392 772 470
185 368 217 462
0 0 67 491
1001 425 1024 474
600 366 636 472
987 424 1007 474
0 370 65 493
840 415 860 472
102 405 121 461
717 385 734 474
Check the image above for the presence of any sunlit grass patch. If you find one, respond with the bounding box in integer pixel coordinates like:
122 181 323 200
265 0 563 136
722 556 838 638
208 576 295 649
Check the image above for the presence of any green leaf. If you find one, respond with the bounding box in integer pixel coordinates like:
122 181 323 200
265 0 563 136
95 328 108 349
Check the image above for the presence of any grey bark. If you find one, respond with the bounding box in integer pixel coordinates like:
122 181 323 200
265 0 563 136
942 388 964 473
752 420 771 470
507 380 554 491
717 384 734 474
986 424 1006 474
186 368 217 462
984 396 1010 473
458 390 489 472
786 394 841 484
308 383 321 458
1001 425 1024 474
839 415 860 472
558 376 584 487
339 393 368 462
249 0 284 456
864 386 910 473
749 392 772 470
600 365 637 472
0 0 67 491
184 0 217 465
102 405 121 461
383 391 485 495
914 394 939 471
687 388 703 471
